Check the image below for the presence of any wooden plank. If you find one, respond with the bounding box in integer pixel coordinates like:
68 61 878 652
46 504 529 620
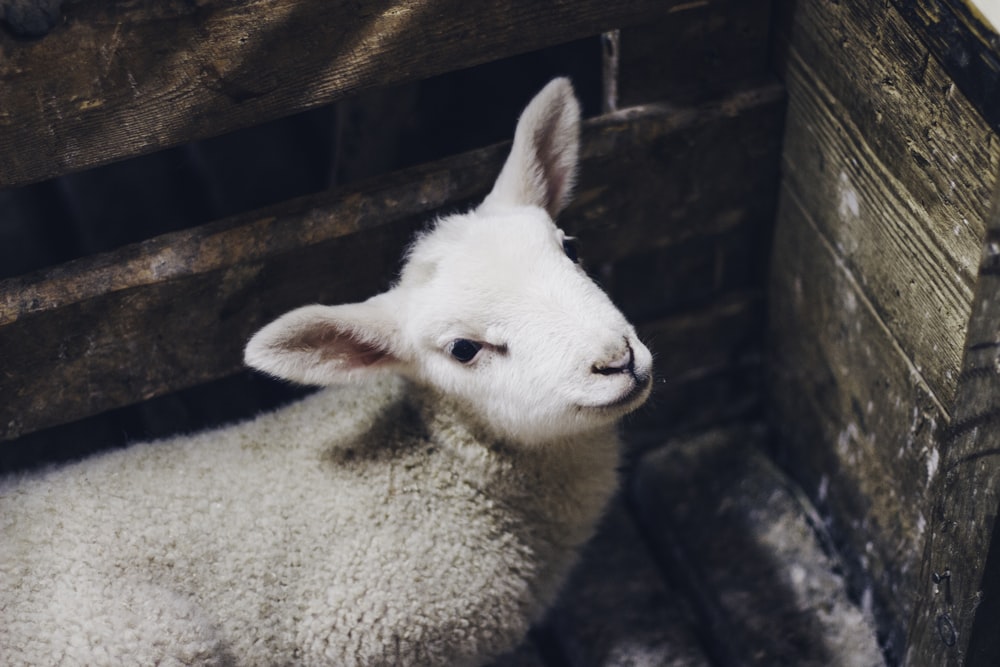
615 0 773 107
0 0 697 187
906 217 1000 662
781 65 969 405
891 0 1000 135
776 0 998 405
570 84 784 262
771 3 1000 659
774 0 998 248
768 186 948 661
632 426 884 666
612 219 770 323
546 498 711 666
0 86 784 441
625 292 763 448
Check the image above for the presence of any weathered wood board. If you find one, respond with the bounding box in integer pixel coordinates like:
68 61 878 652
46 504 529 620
769 187 943 656
782 61 978 404
0 0 700 187
769 0 1000 659
597 0 778 456
906 213 1000 663
890 0 1000 136
612 0 773 108
776 0 997 406
0 85 783 442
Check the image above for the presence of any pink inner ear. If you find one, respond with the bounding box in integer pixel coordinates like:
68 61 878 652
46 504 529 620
534 123 560 214
339 341 392 368
289 322 394 369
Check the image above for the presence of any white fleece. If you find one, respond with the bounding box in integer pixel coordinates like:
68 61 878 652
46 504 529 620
1 78 652 665
1 376 621 665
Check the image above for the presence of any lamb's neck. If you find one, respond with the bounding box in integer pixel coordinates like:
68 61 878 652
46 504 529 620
409 384 622 538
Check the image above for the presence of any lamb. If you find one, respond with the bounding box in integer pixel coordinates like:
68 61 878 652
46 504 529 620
0 78 653 666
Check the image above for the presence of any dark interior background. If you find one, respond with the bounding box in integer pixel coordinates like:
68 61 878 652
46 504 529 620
0 38 605 472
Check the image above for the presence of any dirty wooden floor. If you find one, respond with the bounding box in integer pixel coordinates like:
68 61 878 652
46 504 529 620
490 425 885 667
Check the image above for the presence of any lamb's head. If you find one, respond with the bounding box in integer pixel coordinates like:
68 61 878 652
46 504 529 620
245 78 652 445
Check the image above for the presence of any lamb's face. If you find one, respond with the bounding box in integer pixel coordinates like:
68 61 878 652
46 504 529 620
394 206 653 443
244 78 654 445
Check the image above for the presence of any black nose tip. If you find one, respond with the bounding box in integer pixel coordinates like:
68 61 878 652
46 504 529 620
593 342 634 376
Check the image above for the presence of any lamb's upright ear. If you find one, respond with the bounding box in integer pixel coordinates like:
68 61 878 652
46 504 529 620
482 77 580 218
244 295 402 385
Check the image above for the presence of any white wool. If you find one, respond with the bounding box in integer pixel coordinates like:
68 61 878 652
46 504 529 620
1 78 653 666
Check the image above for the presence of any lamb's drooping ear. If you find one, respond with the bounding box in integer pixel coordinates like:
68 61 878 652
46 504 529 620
482 77 580 218
244 296 401 385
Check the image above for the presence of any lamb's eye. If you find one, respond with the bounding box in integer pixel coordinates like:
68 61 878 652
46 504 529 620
562 237 580 263
449 339 482 363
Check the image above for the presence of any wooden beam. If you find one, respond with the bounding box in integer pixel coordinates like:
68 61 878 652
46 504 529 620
907 199 1000 664
770 2 1000 656
0 0 697 187
0 85 784 441
614 0 773 107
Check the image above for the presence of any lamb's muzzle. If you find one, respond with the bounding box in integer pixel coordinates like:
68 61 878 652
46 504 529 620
593 339 636 375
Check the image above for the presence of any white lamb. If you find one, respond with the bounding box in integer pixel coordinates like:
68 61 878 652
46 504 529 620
0 78 653 666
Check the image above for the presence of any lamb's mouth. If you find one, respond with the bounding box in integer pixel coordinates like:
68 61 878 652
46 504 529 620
582 372 653 413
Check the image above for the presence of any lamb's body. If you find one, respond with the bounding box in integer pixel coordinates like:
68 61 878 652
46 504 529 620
2 377 617 665
1 79 653 665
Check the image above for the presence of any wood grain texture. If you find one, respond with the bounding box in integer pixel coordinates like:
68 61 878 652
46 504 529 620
768 186 947 660
571 85 783 264
0 0 697 186
770 1 1000 657
891 0 1000 135
782 61 978 404
0 86 784 441
776 0 998 405
775 0 998 247
906 218 1000 663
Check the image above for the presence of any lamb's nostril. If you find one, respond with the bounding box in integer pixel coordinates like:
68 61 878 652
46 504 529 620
592 344 634 376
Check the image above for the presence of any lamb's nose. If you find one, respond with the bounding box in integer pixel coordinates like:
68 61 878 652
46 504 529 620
592 343 634 375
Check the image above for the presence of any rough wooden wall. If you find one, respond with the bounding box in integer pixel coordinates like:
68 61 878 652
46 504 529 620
608 0 778 447
0 0 681 187
768 0 1000 661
